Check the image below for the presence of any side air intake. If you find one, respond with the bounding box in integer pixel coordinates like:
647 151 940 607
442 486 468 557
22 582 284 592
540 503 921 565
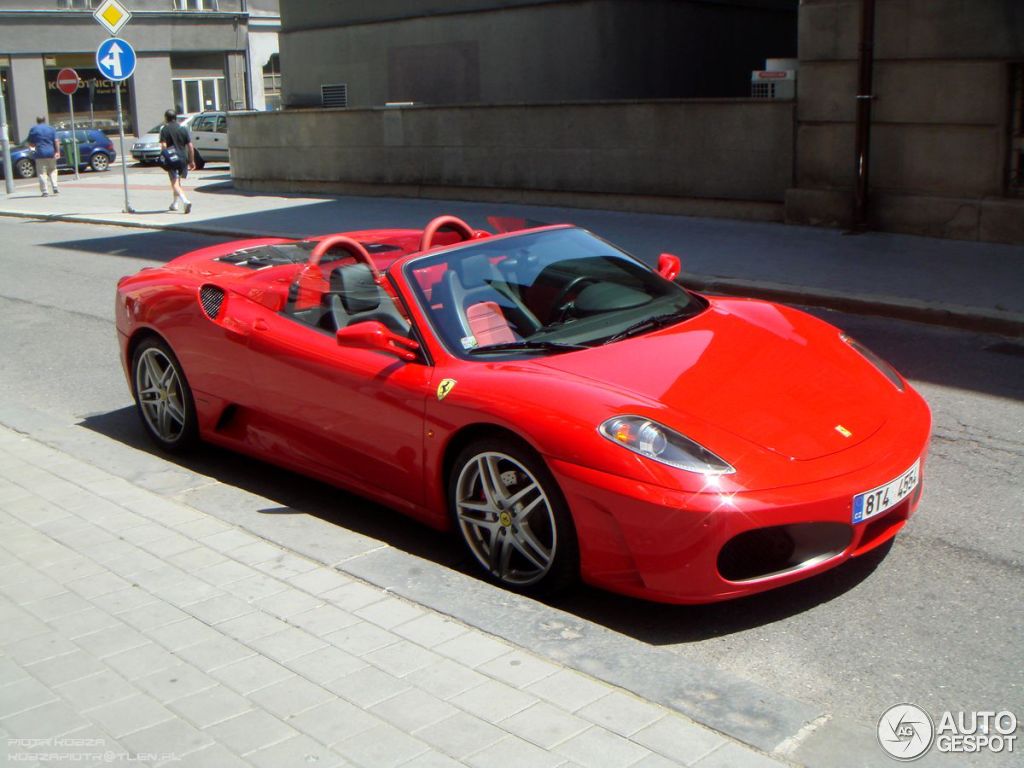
199 285 225 319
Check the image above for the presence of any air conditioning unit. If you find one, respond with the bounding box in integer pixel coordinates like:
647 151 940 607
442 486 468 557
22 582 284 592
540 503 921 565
751 69 796 99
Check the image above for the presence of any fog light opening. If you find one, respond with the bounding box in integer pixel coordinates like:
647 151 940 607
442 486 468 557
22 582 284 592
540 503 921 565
717 523 851 582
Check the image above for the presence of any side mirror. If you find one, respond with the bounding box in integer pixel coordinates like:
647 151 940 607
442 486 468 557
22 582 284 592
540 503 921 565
657 253 681 281
336 321 420 361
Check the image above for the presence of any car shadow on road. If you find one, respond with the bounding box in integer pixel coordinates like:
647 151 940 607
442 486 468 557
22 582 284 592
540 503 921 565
79 406 894 643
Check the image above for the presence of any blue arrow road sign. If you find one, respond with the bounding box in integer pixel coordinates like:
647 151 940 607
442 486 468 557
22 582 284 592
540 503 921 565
96 38 136 82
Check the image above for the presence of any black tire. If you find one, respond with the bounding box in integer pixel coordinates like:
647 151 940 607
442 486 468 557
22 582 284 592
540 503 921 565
14 158 35 178
130 336 199 453
449 436 579 595
90 152 111 172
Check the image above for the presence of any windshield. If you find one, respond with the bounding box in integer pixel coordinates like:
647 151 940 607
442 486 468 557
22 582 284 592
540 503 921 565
404 227 704 358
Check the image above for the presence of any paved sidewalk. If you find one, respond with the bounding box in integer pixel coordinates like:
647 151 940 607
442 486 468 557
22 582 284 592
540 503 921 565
0 424 788 768
1 166 1022 335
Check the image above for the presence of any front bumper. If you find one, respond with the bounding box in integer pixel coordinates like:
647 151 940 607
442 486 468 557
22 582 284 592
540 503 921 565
550 433 930 604
132 145 160 161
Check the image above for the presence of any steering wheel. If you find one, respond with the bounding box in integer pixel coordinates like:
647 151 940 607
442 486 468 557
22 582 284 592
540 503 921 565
309 235 379 278
419 215 476 252
549 276 599 325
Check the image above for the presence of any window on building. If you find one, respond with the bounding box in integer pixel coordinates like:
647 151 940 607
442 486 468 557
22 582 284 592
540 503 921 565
263 54 281 111
173 77 226 113
57 0 99 9
1010 63 1024 197
174 0 220 10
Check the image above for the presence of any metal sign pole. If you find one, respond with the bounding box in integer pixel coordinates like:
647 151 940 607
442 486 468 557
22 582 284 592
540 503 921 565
0 74 14 195
68 93 80 181
115 85 133 213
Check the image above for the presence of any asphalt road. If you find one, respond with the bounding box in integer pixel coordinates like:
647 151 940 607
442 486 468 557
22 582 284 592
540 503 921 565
1 219 1021 760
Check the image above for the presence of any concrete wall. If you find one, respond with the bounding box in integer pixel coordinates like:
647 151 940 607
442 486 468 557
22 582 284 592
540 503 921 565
785 0 1024 244
277 0 797 107
131 54 173 136
230 100 794 220
9 55 45 141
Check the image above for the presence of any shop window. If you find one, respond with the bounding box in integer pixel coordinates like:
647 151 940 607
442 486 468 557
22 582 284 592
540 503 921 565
263 54 281 111
174 0 220 10
58 0 99 8
173 77 226 113
1010 63 1024 197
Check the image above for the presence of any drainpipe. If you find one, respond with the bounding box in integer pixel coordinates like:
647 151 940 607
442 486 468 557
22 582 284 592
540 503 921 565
852 0 876 231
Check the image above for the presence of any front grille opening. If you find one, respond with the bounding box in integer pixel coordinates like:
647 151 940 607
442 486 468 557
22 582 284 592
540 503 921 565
718 523 851 582
200 284 225 319
851 499 910 556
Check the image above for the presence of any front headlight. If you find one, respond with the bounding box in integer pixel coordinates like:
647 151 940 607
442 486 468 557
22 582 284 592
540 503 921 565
599 415 734 475
840 333 905 392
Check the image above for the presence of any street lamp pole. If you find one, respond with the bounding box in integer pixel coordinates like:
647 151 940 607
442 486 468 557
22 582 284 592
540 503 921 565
0 72 15 195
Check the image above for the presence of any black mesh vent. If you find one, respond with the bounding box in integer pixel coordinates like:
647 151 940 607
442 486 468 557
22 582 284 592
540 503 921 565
199 285 224 319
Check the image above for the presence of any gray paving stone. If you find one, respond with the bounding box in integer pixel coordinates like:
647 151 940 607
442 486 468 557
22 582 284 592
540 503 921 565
162 742 249 768
37 555 107 583
286 697 380 747
103 643 183 681
449 678 537 723
467 733 568 768
632 752 690 768
249 626 327 663
405 658 489 701
145 617 224 652
193 559 259 587
26 649 105 687
221 572 290 602
166 546 229 572
362 639 441 678
73 624 149 659
287 567 353 596
333 721 428 768
324 621 400 657
413 710 506 759
4 631 80 666
632 715 725 765
500 701 591 749
692 742 783 768
477 650 560 689
369 687 456 732
286 604 359 637
554 726 653 768
326 665 410 709
48 607 122 639
134 664 217 704
63 571 131 600
393 613 468 648
320 581 387 612
215 611 290 643
203 708 298 756
181 593 254 625
223 538 282 564
21 592 91 624
401 750 465 768
118 716 214 762
248 676 335 719
0 574 67 605
0 655 28 687
173 635 254 672
90 586 159 616
577 690 666 738
354 596 425 629
167 685 251 729
285 645 367 684
255 587 323 619
525 668 611 713
0 604 48 646
117 601 190 632
209 655 294 695
0 698 89 738
138 531 197 560
252 551 318 580
433 632 511 669
80 694 174 738
55 669 137 710
246 733 346 768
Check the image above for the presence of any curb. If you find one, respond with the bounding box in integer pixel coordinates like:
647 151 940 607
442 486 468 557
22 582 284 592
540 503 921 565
2 208 1021 337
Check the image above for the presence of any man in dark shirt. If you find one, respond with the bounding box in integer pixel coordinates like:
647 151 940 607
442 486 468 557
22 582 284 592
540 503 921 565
158 109 196 213
26 116 61 197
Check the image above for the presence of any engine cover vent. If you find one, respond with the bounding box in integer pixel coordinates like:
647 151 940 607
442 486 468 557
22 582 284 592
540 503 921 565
200 284 225 319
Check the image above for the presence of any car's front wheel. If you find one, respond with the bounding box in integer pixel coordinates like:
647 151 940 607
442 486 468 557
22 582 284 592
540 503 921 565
131 337 198 453
450 437 579 594
90 153 111 172
14 158 35 178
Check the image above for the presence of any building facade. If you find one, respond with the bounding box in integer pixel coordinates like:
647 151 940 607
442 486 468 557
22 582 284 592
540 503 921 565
0 0 279 142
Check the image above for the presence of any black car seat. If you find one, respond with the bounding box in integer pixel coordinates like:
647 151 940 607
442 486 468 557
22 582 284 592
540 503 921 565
327 263 409 334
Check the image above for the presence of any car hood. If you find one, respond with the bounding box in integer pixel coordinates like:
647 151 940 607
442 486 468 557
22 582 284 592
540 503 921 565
535 299 892 461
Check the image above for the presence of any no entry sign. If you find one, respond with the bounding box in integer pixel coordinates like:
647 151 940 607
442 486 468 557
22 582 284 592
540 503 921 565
56 68 79 96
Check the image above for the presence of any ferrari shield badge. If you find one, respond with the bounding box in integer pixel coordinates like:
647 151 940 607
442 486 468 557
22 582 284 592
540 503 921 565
436 378 457 401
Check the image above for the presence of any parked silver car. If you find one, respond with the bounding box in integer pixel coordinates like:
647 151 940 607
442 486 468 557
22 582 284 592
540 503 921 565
131 113 197 165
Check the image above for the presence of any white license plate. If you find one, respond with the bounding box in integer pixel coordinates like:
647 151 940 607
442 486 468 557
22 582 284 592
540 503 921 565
852 460 920 524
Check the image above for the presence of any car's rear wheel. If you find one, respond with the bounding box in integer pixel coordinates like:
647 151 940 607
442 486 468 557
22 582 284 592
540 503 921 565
15 158 35 178
131 337 198 453
90 153 110 172
450 437 578 594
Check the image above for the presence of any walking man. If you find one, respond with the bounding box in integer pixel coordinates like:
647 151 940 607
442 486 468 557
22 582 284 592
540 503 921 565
158 109 195 213
26 116 60 197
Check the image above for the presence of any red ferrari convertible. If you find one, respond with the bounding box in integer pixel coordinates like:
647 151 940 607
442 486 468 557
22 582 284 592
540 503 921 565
116 215 931 603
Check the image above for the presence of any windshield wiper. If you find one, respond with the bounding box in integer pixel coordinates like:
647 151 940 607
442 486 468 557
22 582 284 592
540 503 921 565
467 340 590 356
601 310 693 345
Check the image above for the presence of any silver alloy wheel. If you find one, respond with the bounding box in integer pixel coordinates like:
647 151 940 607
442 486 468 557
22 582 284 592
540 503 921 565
455 451 557 586
15 158 35 178
90 153 110 171
135 347 188 443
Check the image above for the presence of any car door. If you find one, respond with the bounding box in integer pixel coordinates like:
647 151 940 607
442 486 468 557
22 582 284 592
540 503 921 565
188 114 216 161
244 306 434 510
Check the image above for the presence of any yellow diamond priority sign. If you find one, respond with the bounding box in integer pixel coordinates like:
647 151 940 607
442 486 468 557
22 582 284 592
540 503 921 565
93 0 131 37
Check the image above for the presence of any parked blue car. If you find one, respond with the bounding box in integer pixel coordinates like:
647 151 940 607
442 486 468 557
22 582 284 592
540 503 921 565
2 129 116 178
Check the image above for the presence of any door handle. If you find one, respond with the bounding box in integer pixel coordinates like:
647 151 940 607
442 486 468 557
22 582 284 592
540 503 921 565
253 319 268 331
